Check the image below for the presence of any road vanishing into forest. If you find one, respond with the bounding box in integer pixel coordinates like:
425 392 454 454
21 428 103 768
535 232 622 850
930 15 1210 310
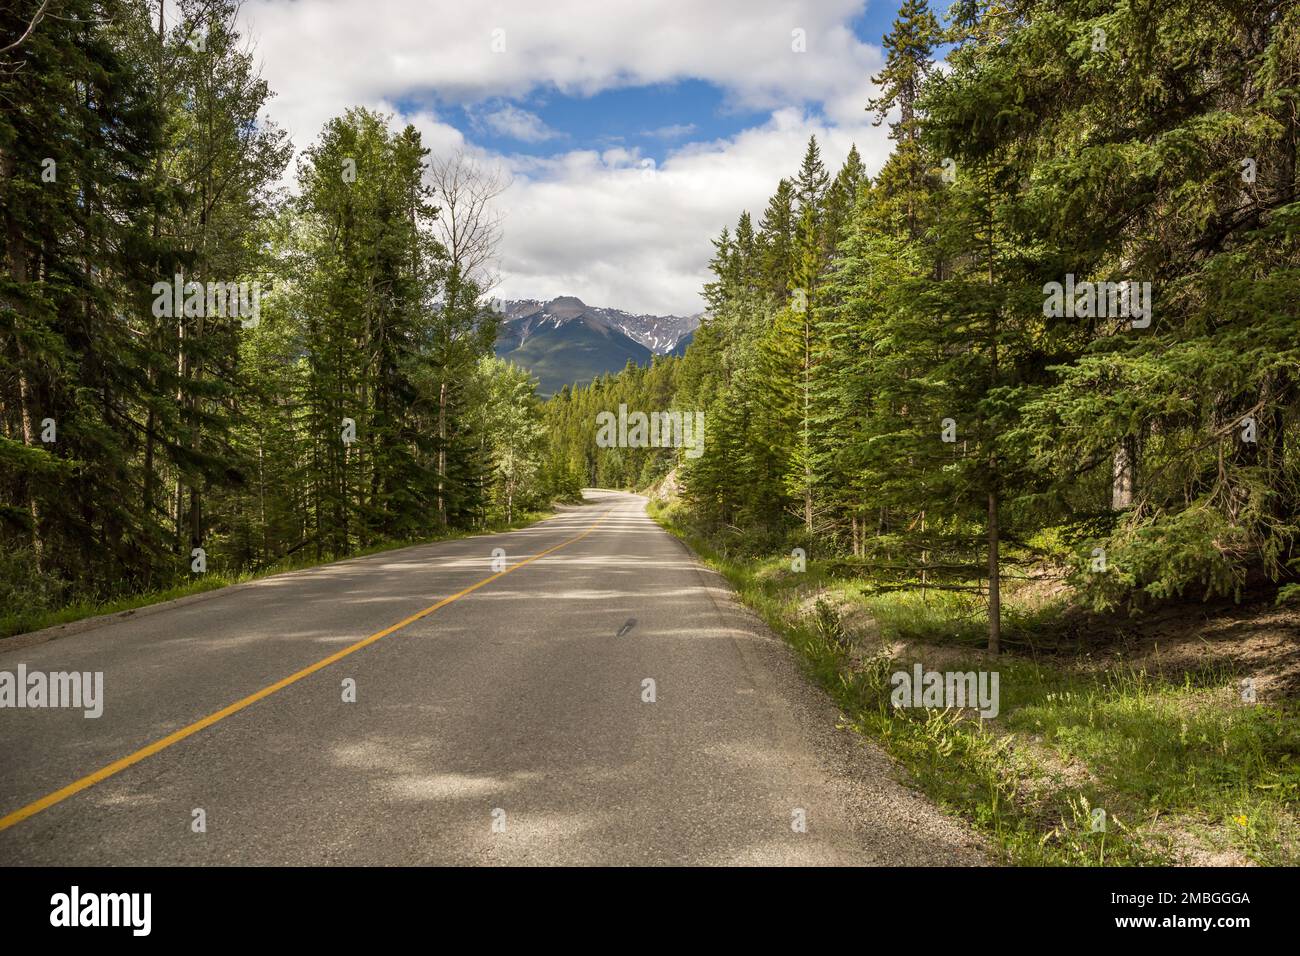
0 491 984 866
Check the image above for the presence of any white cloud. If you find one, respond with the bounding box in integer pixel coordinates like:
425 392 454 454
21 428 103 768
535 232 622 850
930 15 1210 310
239 0 881 154
477 105 559 143
236 0 891 316
645 123 698 139
493 110 891 315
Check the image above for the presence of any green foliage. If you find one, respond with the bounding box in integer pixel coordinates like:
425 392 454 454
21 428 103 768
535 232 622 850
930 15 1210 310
559 0 1300 638
541 356 682 491
0 3 543 625
470 357 547 522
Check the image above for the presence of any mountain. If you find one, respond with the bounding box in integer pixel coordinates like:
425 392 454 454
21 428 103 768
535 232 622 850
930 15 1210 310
494 296 699 396
668 329 694 357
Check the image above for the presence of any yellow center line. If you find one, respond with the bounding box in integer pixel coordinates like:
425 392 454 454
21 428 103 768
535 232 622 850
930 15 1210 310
0 509 611 834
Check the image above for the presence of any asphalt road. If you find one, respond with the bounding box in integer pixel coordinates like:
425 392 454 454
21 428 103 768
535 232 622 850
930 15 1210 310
0 490 985 865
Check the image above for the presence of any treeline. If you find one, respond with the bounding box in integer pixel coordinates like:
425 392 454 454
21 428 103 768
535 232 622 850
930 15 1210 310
576 0 1300 647
543 357 680 492
0 0 553 617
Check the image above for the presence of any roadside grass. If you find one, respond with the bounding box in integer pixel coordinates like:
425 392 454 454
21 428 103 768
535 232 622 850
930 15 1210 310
649 499 1300 866
1 510 554 641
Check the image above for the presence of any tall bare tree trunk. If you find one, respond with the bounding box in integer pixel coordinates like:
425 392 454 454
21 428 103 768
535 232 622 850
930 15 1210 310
3 153 44 570
987 489 1000 654
142 0 165 536
1111 435 1137 509
985 175 1000 654
175 313 186 554
920 509 928 593
803 310 813 533
258 439 267 558
14 344 44 572
437 381 447 525
2 148 45 567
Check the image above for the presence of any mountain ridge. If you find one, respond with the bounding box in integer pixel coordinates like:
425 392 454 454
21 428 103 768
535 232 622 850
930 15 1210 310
493 295 700 396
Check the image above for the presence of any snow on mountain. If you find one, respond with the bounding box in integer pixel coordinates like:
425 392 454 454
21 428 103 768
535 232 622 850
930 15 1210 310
500 296 699 355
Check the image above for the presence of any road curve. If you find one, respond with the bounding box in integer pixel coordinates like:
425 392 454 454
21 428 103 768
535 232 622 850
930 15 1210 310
0 490 985 865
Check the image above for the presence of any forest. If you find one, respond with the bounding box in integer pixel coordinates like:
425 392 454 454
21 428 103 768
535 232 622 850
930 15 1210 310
546 0 1300 650
1 1 566 633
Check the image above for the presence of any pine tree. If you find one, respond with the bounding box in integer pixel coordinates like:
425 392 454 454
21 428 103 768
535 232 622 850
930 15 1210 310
2 0 167 593
867 0 941 239
793 136 830 215
823 145 866 254
757 179 796 301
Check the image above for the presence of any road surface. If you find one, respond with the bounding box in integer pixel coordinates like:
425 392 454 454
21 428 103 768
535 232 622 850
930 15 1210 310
0 491 985 865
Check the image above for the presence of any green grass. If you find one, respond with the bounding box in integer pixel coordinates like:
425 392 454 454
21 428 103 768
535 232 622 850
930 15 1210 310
648 499 1300 866
0 510 554 642
1005 667 1300 865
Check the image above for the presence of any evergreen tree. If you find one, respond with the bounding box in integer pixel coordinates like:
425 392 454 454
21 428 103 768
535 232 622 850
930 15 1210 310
757 178 796 301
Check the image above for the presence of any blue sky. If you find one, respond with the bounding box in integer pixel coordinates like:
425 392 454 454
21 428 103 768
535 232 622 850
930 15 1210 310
449 82 768 165
241 0 912 314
